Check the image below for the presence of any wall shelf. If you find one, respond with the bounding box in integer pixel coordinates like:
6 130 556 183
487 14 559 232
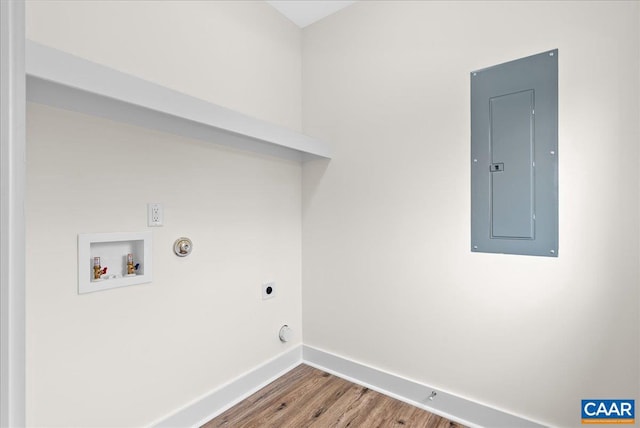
78 232 152 294
25 40 331 162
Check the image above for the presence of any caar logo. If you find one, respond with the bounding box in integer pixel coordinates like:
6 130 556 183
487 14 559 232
582 399 635 424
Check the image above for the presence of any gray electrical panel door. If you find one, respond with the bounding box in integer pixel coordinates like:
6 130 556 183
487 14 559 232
471 50 558 257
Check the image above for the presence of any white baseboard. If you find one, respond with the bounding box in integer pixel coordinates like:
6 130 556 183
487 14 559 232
302 345 546 428
150 344 545 428
151 346 302 428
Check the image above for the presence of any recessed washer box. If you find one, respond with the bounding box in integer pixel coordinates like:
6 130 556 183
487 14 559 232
471 49 558 257
78 231 152 294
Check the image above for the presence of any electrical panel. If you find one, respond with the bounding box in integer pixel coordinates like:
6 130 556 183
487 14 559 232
471 50 558 257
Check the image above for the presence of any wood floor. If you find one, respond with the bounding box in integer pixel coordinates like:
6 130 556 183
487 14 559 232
203 364 466 428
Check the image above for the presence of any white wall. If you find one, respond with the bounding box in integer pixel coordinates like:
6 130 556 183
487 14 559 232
26 0 301 131
25 2 302 427
302 2 640 427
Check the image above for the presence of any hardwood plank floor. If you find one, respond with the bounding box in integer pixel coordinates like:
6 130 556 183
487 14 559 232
203 364 467 428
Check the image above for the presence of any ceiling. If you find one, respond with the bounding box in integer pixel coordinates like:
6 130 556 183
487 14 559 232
266 1 356 28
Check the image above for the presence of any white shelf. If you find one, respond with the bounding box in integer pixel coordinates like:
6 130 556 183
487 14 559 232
78 232 152 294
25 40 331 162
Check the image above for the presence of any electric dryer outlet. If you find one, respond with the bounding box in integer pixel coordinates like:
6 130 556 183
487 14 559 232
262 282 276 300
